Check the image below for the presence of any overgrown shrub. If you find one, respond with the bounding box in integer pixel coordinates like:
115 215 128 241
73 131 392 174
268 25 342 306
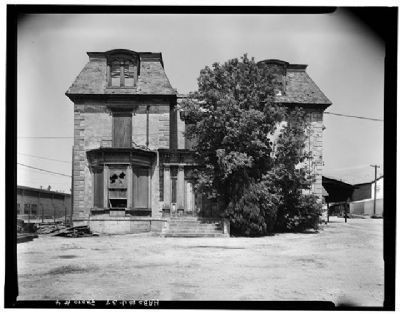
275 194 322 232
225 180 280 236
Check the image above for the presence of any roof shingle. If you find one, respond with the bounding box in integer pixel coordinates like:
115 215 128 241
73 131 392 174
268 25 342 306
277 69 332 106
66 51 176 98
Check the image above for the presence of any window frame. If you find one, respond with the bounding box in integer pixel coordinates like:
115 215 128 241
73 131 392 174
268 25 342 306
106 54 139 88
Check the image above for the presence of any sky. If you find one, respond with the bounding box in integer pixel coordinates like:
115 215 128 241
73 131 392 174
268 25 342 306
16 8 385 193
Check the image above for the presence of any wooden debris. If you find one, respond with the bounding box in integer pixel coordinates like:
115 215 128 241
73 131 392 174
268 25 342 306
53 225 97 237
36 222 65 234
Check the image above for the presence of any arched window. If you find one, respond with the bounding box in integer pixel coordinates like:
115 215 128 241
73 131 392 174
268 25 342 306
107 54 138 87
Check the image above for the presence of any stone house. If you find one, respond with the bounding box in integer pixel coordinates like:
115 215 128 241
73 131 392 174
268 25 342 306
66 49 331 234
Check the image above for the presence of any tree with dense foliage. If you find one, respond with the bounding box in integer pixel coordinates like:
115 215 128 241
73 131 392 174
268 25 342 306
180 55 321 236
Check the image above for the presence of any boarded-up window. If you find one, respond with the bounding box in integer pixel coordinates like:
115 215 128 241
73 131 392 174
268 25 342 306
134 168 149 209
93 168 104 208
113 113 132 148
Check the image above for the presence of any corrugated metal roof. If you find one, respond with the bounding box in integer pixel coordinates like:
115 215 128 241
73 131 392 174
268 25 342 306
17 185 71 197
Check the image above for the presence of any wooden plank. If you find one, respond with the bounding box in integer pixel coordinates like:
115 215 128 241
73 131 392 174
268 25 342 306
112 115 132 148
93 168 104 208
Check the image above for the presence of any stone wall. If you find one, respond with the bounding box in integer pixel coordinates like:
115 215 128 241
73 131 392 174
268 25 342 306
269 108 325 202
73 106 87 220
131 103 170 149
306 108 324 201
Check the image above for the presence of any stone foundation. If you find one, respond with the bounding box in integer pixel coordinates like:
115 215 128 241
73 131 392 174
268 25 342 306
74 215 167 234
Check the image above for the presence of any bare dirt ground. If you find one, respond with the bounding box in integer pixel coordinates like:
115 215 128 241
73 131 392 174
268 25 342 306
17 217 383 306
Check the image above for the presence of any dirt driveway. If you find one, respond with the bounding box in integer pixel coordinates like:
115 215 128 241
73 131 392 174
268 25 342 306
17 217 383 306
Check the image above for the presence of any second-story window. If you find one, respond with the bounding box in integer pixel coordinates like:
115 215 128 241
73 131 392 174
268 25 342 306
108 54 138 88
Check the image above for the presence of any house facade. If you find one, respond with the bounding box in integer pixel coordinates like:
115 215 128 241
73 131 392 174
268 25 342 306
66 49 331 234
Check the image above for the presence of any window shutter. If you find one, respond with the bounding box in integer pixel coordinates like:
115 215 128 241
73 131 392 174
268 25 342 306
93 168 104 208
133 168 149 209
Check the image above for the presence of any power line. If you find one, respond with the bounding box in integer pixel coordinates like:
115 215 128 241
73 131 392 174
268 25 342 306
324 164 373 172
18 163 71 177
324 112 383 122
17 136 73 139
16 111 383 141
17 132 161 139
18 152 70 164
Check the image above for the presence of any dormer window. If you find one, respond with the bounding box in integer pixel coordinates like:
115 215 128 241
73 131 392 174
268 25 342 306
107 53 138 88
258 59 288 96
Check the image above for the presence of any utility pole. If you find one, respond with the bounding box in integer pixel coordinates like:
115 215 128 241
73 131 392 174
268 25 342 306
370 164 380 216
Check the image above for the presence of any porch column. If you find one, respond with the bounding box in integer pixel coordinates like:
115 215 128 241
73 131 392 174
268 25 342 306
177 165 185 210
163 166 171 206
127 165 133 209
103 165 109 208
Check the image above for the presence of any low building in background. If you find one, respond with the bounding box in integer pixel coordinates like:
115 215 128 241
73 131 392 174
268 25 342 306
17 185 72 222
322 175 384 218
322 176 355 217
351 175 383 217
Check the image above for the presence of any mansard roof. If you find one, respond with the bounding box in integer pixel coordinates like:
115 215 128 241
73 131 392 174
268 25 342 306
66 49 176 99
258 59 331 107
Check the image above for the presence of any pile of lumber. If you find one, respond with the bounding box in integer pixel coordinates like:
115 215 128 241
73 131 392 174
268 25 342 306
53 225 98 237
36 221 66 234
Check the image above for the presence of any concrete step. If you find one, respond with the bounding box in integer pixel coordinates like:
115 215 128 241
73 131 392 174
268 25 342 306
168 228 222 232
168 223 221 228
169 217 200 220
168 221 221 225
169 217 220 222
162 217 227 238
163 233 228 238
168 227 221 231
168 230 222 234
167 226 222 231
